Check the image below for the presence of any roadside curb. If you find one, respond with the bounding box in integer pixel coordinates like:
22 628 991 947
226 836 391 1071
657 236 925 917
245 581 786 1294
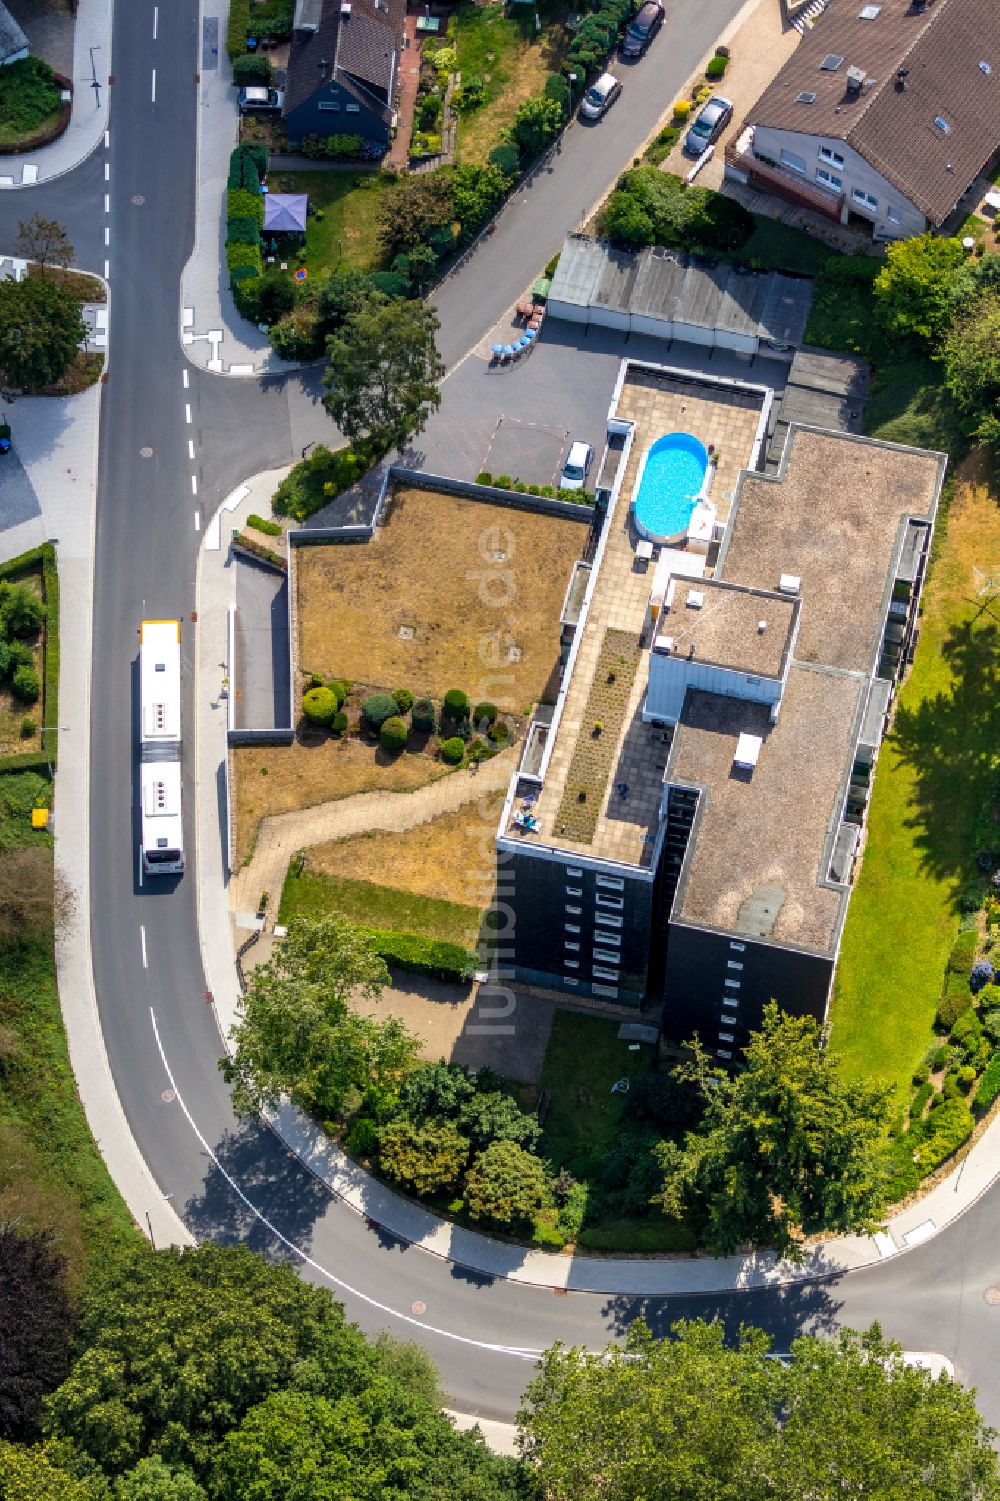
192 469 1000 1298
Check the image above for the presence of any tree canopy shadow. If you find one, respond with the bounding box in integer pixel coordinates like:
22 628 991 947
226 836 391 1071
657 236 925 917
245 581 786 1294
597 1269 844 1350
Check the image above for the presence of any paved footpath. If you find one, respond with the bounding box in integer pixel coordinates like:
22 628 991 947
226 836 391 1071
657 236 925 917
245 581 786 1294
0 0 111 189
193 466 1000 1296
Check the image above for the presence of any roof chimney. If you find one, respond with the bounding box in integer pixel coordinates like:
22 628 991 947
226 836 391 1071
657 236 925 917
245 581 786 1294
757 620 767 635
845 65 866 95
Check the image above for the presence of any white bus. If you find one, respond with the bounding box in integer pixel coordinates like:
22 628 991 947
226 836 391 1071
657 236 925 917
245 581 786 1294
139 619 185 876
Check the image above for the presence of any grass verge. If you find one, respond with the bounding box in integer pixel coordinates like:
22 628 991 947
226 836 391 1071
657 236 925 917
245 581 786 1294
539 1010 653 1182
279 866 484 949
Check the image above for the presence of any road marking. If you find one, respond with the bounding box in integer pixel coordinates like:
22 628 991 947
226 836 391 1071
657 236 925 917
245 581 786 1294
185 403 192 424
194 510 201 532
151 70 156 103
104 193 110 213
105 161 110 181
187 438 195 460
104 259 110 280
191 475 198 496
182 368 189 389
104 129 110 148
149 1006 543 1360
153 5 158 38
104 226 110 246
141 926 148 968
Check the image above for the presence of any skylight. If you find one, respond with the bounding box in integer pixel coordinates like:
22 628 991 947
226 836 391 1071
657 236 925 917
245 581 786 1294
859 4 881 17
934 115 952 133
820 53 845 70
980 60 993 77
795 91 817 104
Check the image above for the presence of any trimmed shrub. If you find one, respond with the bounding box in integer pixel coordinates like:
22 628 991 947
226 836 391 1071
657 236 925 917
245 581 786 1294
226 215 261 247
393 688 414 713
19 717 36 739
951 1010 982 1047
672 99 692 121
328 678 348 707
909 1081 933 1120
363 926 473 983
11 664 40 703
233 53 272 85
936 990 972 1032
302 686 337 726
489 143 521 177
931 1044 954 1071
957 1065 977 1089
971 959 994 993
226 242 263 280
912 1061 930 1086
247 512 282 536
361 693 397 729
412 698 435 732
974 1052 1000 1112
493 474 513 490
705 53 729 79
947 929 979 972
226 188 265 226
344 1116 379 1158
379 715 408 753
913 1097 974 1172
443 688 470 721
368 271 412 298
476 471 492 485
473 701 498 727
0 582 45 637
440 737 465 765
331 711 348 735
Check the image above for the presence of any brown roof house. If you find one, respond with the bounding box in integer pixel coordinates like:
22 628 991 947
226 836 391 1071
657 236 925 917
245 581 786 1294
726 0 1000 239
282 0 405 153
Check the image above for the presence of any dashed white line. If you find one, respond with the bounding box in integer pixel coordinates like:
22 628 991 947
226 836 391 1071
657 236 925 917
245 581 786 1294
194 511 201 532
140 926 148 968
182 369 189 389
151 69 156 103
153 5 158 38
191 475 198 496
104 193 110 213
104 161 110 181
184 403 192 424
104 129 110 148
104 259 110 280
104 226 110 246
188 438 195 460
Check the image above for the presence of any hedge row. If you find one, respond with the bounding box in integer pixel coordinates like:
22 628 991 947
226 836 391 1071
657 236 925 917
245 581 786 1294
296 133 366 161
226 146 268 287
361 925 475 984
0 542 59 773
233 533 286 572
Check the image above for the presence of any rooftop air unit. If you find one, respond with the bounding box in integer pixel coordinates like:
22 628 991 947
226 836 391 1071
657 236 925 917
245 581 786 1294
845 65 866 94
778 573 801 594
733 733 763 772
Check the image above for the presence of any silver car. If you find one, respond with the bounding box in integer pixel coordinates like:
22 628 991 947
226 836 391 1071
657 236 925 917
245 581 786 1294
683 94 733 155
579 73 622 122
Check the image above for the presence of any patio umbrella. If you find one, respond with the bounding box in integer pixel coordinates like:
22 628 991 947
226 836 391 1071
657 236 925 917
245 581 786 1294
501 345 514 358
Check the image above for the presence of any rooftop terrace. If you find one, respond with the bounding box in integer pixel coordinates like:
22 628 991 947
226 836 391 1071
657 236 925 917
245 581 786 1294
657 578 798 680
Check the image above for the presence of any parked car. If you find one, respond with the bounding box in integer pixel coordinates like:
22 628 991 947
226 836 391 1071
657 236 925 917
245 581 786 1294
238 86 285 113
561 440 594 490
579 72 622 122
683 94 733 155
621 0 664 58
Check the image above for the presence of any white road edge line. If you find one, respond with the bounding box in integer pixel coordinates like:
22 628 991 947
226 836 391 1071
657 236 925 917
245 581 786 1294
140 926 148 968
148 1006 543 1361
151 69 156 104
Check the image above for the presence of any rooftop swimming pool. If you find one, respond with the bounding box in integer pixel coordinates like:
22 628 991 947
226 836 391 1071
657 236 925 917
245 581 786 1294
633 432 709 545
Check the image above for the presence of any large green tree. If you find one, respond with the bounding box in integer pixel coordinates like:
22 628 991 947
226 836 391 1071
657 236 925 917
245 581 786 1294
379 1117 471 1196
941 293 1000 453
0 1440 104 1501
654 1003 891 1256
464 1141 550 1228
0 1228 76 1440
375 171 454 258
520 1320 1000 1501
873 231 966 345
321 298 445 459
222 915 418 1120
0 277 85 394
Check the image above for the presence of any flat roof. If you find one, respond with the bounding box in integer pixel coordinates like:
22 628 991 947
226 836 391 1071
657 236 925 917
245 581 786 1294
720 426 945 674
670 665 864 951
658 578 798 679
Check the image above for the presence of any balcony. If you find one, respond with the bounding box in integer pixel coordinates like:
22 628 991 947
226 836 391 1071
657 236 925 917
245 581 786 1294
725 140 844 221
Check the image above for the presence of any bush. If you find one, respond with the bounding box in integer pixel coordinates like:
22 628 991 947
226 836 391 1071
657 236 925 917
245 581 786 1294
672 99 692 121
443 688 470 721
11 664 40 704
912 1061 930 1086
971 959 994 993
226 241 263 280
936 990 972 1032
412 698 435 732
416 92 443 130
950 1010 982 1048
226 215 261 247
379 1117 470 1196
947 929 979 972
331 711 348 735
909 1081 933 1120
233 53 272 85
0 582 45 637
931 1044 954 1071
705 54 728 79
247 512 282 536
476 471 492 485
379 715 408 753
19 716 36 739
227 187 265 226
363 927 473 983
327 679 348 707
974 1052 1000 1112
489 142 521 178
440 737 464 765
344 1116 379 1158
913 1097 974 1172
464 1141 550 1228
493 474 513 490
981 1004 1000 1044
473 701 497 727
302 686 337 726
0 57 61 135
361 693 397 729
368 271 411 298
487 719 509 744
392 688 414 713
957 1065 977 1089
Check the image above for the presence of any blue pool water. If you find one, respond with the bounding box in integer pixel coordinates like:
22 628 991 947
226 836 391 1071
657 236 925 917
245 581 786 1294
633 432 709 542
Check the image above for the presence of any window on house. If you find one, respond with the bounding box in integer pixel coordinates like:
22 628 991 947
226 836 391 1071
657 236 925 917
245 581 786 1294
345 103 361 113
566 886 582 897
596 875 625 891
717 1048 733 1060
594 966 620 981
596 913 623 928
565 923 580 934
724 978 741 989
727 960 743 971
318 102 341 112
851 187 878 209
779 148 807 174
887 205 901 223
722 996 739 1009
596 894 624 910
594 949 620 965
818 146 845 167
730 941 745 952
595 929 621 946
564 977 579 986
593 983 619 999
566 866 583 878
565 905 582 916
565 941 580 951
565 960 580 970
816 167 843 190
719 1031 734 1043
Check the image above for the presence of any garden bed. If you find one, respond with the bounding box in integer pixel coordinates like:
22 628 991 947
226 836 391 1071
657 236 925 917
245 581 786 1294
264 167 392 279
0 545 59 772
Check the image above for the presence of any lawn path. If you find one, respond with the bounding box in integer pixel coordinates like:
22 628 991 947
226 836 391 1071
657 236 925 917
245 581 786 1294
232 743 518 914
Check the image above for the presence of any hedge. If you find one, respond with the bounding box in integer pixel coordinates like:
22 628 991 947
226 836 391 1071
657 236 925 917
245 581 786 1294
298 133 366 160
227 143 267 192
913 1097 974 1173
227 188 265 227
361 926 474 983
947 929 979 973
247 512 282 537
232 54 271 85
226 215 261 247
227 242 263 280
0 543 59 773
232 532 285 571
974 1052 1000 1112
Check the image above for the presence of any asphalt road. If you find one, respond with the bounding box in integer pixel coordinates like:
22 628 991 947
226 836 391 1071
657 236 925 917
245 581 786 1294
3 0 1000 1432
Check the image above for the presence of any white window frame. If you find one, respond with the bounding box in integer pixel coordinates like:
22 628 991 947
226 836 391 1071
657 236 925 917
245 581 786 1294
318 101 341 112
851 187 878 210
566 866 583 878
565 922 580 934
724 978 741 989
727 960 743 971
596 875 625 891
565 941 580 952
594 949 620 965
564 976 579 987
565 960 580 970
816 167 842 190
818 146 844 168
730 941 745 952
596 913 623 928
566 886 583 897
593 983 619 999
565 904 582 916
596 894 624 910
718 1031 734 1043
345 103 361 113
722 996 739 1010
717 1048 733 1061
595 929 621 947
779 148 806 175
887 205 901 224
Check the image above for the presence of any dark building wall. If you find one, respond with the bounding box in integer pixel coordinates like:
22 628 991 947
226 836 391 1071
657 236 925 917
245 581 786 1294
662 921 833 1050
284 79 388 145
500 845 654 1007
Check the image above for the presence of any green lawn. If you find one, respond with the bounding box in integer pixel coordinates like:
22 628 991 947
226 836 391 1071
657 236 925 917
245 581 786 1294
279 866 484 948
450 0 568 164
830 483 1000 1110
539 1010 653 1182
267 169 391 277
736 215 835 277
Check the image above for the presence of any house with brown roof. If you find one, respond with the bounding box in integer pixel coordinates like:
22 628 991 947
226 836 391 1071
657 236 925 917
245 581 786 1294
282 0 404 153
727 0 1000 239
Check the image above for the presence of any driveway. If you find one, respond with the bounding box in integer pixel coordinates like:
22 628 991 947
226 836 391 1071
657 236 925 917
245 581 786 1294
233 558 291 730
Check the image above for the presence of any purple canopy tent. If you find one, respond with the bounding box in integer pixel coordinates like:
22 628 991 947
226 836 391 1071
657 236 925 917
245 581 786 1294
262 194 309 234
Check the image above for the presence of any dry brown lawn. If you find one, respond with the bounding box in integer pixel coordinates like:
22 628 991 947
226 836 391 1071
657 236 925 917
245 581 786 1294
457 45 564 165
232 736 452 866
306 791 504 908
296 486 587 711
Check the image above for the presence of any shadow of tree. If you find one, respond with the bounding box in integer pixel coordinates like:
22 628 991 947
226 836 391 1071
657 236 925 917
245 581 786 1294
888 616 1000 891
598 1268 844 1349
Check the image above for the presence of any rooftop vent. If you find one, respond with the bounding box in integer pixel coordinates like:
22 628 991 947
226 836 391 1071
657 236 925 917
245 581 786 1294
757 620 767 635
686 590 705 610
733 733 763 772
653 634 675 655
821 52 845 70
896 66 909 89
795 90 817 104
981 60 993 77
858 3 881 17
934 115 952 133
845 65 866 94
340 1 351 12
778 573 801 595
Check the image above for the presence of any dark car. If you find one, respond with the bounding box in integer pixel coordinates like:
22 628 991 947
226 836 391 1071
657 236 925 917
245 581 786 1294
621 0 664 58
683 94 733 155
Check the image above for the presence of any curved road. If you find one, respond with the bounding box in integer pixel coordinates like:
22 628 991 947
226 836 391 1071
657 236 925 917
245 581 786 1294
2 0 999 1429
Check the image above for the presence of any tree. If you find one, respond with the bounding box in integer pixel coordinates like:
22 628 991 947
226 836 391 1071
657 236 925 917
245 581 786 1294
222 915 418 1121
873 232 966 345
458 1091 542 1153
0 1440 104 1501
653 1003 892 1257
518 1319 1000 1501
378 1117 470 1195
0 1229 76 1440
941 294 1000 453
0 277 86 394
464 1141 550 1227
451 163 509 238
507 96 564 160
314 269 379 338
321 298 445 459
375 171 454 258
0 581 46 637
114 1458 205 1501
44 1244 378 1476
397 1060 477 1120
15 216 74 276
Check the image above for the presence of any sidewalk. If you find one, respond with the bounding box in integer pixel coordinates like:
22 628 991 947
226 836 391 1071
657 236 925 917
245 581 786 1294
0 0 111 189
194 464 1000 1296
0 388 192 1253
